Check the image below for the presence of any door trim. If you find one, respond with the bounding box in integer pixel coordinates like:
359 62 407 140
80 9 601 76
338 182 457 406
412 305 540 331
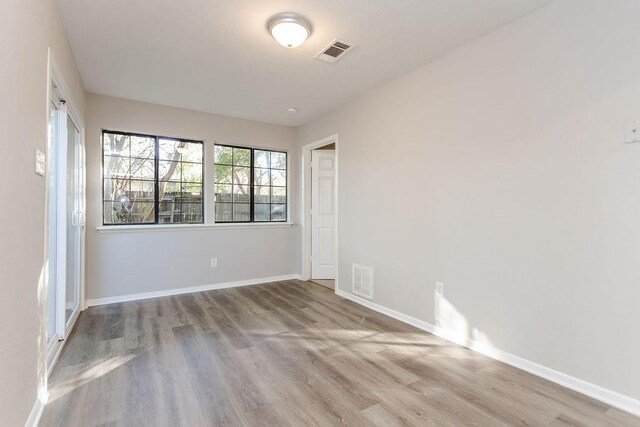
301 134 339 292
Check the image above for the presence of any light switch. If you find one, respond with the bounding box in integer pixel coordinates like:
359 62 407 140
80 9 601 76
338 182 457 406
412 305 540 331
624 121 640 144
35 150 46 176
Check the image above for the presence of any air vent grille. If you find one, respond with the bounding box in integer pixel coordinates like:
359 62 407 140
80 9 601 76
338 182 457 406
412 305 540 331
333 41 351 50
323 46 344 58
315 38 356 64
352 264 373 300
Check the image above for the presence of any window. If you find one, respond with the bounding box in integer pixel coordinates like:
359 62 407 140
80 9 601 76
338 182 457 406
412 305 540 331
103 130 204 225
214 144 287 222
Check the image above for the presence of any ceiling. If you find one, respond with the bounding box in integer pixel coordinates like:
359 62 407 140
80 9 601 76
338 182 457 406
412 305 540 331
56 0 553 127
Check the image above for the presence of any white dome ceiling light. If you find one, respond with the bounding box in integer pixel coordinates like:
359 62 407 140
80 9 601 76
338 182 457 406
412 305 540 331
267 13 312 48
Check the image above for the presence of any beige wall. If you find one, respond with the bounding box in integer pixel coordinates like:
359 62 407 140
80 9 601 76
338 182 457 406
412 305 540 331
298 0 640 402
85 94 299 301
0 0 85 424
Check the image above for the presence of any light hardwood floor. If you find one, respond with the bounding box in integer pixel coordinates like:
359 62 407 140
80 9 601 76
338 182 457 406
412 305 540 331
40 280 640 426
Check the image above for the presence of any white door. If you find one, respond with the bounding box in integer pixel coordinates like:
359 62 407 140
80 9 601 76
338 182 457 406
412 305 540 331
61 111 83 336
311 150 336 279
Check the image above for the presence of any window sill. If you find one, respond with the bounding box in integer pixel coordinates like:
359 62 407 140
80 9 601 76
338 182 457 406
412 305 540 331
96 222 294 233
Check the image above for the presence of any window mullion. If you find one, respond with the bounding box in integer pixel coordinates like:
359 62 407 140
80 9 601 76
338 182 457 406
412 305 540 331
154 136 159 224
269 162 272 222
250 148 255 222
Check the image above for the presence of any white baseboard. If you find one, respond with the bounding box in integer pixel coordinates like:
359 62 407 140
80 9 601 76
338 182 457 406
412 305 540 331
25 394 46 427
86 274 301 307
335 289 640 418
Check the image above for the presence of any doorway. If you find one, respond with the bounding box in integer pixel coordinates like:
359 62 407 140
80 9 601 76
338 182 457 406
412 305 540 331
45 54 86 373
302 135 338 291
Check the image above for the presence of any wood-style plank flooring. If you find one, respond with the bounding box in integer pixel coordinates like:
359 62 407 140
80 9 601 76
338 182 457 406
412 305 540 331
40 280 640 426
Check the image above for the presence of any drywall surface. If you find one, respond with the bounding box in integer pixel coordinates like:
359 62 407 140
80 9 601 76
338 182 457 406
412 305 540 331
298 0 640 402
0 0 85 424
85 94 299 300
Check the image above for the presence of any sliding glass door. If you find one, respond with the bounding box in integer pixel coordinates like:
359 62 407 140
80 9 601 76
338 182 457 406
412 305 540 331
63 114 81 329
46 84 85 357
46 101 59 345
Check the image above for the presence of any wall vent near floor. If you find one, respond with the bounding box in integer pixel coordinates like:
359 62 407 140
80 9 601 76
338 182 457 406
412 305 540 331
315 39 356 64
352 264 373 300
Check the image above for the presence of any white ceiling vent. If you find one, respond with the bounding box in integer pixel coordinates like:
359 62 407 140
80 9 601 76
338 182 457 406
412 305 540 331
352 264 373 300
315 39 355 64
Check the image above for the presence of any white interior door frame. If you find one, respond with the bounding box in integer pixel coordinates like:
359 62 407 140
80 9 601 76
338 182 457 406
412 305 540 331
301 134 339 291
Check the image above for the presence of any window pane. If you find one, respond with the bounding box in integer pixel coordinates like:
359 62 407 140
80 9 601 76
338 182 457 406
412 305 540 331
233 185 250 203
254 204 270 221
158 198 179 222
160 141 203 224
130 202 155 223
130 180 155 201
272 187 286 203
103 155 130 178
163 202 203 224
159 138 181 160
181 143 203 163
103 178 128 201
104 201 129 224
160 181 181 198
215 184 232 202
130 158 155 179
271 204 286 221
271 169 286 187
159 160 181 181
215 164 232 184
255 150 269 168
181 161 202 183
180 203 203 223
254 186 269 203
103 132 159 225
233 167 250 185
182 183 202 199
233 147 251 166
159 139 203 163
214 145 233 165
215 203 232 222
130 136 155 159
103 133 129 157
254 168 270 186
233 203 250 221
271 152 286 169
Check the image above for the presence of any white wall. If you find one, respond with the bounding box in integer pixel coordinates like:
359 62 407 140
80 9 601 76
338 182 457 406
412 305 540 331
298 0 640 404
85 94 299 301
0 0 85 424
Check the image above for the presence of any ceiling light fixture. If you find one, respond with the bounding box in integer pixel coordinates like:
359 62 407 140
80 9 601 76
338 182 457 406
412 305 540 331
267 13 312 48
287 107 298 114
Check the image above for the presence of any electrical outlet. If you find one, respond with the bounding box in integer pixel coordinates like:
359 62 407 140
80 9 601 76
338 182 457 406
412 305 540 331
435 281 444 297
210 258 218 268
